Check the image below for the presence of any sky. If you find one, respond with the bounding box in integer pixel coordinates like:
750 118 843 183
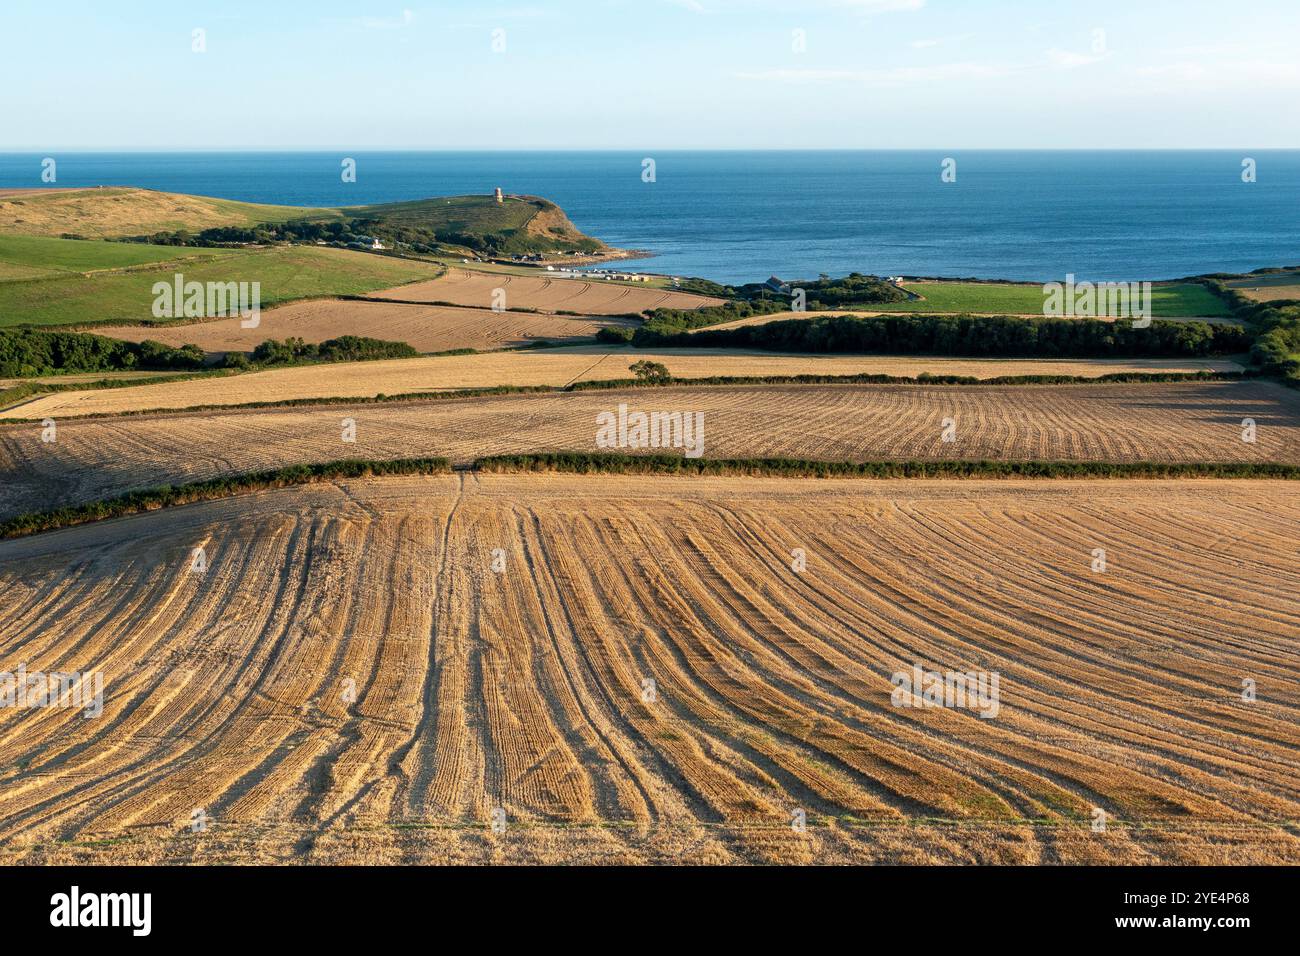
2 0 1298 149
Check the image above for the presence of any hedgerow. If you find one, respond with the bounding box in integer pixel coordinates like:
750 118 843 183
0 328 207 376
0 457 451 539
474 452 1300 480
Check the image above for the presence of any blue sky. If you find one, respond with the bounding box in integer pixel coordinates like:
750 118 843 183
2 0 1297 149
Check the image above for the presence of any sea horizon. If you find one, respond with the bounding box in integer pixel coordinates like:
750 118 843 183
4 149 1297 284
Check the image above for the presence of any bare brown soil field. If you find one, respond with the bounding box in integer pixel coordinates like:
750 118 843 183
94 300 628 355
0 350 1245 418
1 380 1295 521
368 267 723 314
1 475 1297 864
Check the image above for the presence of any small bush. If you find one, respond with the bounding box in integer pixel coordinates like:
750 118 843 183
222 351 252 369
595 325 634 344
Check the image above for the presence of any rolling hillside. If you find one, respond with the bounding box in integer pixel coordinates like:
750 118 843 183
0 187 341 239
0 187 608 256
0 239 446 327
337 194 608 256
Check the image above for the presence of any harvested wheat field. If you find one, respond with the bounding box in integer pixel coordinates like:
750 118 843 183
94 300 628 355
1225 271 1300 303
1 380 1295 521
1 474 1297 864
0 350 1245 418
1238 285 1300 303
368 267 722 314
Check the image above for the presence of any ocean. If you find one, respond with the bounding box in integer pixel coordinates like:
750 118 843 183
2 150 1297 284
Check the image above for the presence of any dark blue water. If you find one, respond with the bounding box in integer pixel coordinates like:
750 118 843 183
2 151 1296 283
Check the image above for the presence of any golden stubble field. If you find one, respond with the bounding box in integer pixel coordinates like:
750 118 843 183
1239 286 1300 303
93 299 630 355
2 380 1296 520
368 267 722 313
1 350 1245 418
1 474 1297 864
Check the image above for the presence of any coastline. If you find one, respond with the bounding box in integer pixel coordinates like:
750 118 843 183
483 246 655 269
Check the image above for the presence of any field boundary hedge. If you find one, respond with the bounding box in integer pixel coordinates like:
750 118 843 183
6 452 1295 540
0 457 451 540
632 312 1251 358
567 369 1252 390
1198 278 1300 387
474 452 1300 480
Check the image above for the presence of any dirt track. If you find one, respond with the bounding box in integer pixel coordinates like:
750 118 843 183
2 475 1297 864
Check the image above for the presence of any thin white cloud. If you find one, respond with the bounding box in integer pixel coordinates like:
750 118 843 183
1132 58 1300 89
1046 48 1111 69
834 0 926 11
910 33 970 49
357 9 416 30
490 6 552 16
666 0 923 13
736 61 1011 86
1132 63 1208 81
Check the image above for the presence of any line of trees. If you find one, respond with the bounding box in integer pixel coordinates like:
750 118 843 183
641 300 787 334
1200 278 1300 384
0 329 206 376
130 217 543 256
245 335 418 367
632 313 1250 358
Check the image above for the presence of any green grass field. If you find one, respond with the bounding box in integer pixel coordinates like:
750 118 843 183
870 281 1231 318
202 195 345 227
0 244 443 327
0 234 225 277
